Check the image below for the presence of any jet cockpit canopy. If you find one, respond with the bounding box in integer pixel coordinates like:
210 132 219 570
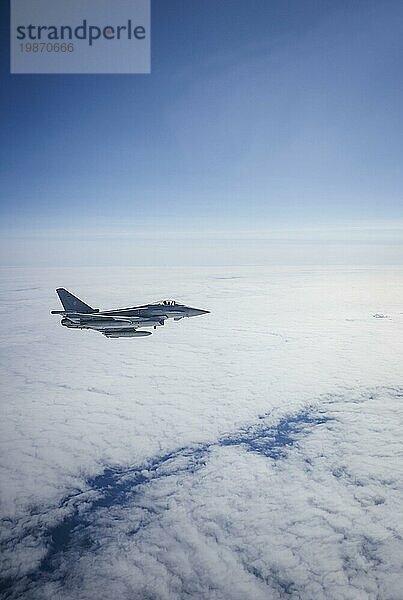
162 300 176 306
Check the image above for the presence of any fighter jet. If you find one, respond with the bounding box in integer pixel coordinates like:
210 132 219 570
51 288 209 338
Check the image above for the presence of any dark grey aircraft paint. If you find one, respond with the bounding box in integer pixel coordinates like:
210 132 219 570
51 288 209 338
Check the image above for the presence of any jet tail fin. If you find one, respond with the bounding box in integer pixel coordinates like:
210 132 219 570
56 288 96 313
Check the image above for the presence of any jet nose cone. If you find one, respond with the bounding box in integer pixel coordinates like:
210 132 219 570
188 307 210 317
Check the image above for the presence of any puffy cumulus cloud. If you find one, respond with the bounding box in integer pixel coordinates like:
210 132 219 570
1 266 403 597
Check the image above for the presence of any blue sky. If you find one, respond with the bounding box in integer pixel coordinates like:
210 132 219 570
1 0 403 264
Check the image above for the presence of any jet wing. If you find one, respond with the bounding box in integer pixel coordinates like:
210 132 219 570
65 313 135 323
65 313 166 325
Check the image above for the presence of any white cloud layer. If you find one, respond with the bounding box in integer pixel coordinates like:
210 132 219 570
1 266 402 598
